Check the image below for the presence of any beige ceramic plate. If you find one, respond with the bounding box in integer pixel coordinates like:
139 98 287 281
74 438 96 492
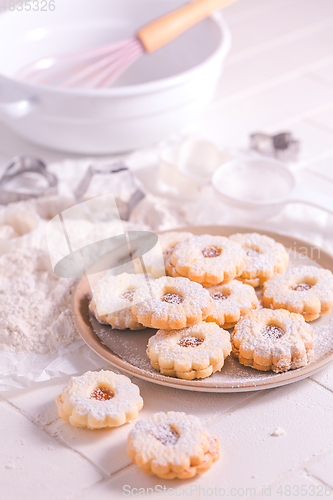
72 226 333 392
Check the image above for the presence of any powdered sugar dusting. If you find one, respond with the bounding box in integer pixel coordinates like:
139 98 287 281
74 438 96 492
151 423 179 445
62 370 142 419
313 318 333 359
132 276 212 324
261 325 285 339
230 232 289 279
0 248 77 353
162 293 184 304
129 412 210 464
211 292 228 301
263 265 333 313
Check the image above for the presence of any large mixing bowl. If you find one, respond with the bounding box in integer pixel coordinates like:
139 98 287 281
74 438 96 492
0 0 230 154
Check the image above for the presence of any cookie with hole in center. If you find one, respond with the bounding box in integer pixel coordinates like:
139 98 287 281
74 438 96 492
231 308 313 373
127 411 219 479
131 276 213 330
169 234 246 285
230 232 289 287
89 272 148 330
133 231 193 278
204 280 260 328
262 265 333 321
146 322 231 380
55 370 143 429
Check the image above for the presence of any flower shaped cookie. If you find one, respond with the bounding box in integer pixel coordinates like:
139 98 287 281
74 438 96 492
56 370 143 429
232 308 313 372
128 412 219 479
147 322 231 380
131 276 213 329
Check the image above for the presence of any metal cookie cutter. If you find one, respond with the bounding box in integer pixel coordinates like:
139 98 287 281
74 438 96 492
74 162 146 221
0 156 58 205
250 132 300 162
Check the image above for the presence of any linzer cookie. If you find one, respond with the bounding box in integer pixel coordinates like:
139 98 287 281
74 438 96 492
127 412 219 479
263 265 333 321
146 322 231 380
131 276 213 329
159 231 193 261
169 234 246 285
55 370 143 429
89 272 147 330
229 232 289 287
204 280 260 328
231 308 314 372
134 231 193 278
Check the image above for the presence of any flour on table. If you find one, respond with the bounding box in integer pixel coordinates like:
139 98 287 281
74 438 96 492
0 248 77 353
0 224 19 240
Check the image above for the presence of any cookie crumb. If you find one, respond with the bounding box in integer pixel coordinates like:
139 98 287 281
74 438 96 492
271 427 286 437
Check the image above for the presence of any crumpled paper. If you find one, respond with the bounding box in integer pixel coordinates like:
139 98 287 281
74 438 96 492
0 340 106 392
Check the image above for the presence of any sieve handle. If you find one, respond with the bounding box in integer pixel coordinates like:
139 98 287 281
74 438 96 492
289 184 333 214
137 0 237 53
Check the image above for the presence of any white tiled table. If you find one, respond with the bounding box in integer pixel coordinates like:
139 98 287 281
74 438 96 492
2 1 333 498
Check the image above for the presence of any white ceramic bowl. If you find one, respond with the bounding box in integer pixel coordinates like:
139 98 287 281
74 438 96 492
0 0 231 154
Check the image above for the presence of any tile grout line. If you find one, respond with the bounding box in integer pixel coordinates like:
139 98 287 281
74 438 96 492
224 0 304 24
303 166 333 185
65 463 136 500
298 151 333 171
3 399 110 480
292 446 333 487
226 17 333 65
204 389 273 425
262 101 333 135
309 377 333 396
65 477 111 500
247 445 333 499
305 72 333 91
260 466 332 500
305 116 333 135
211 67 333 112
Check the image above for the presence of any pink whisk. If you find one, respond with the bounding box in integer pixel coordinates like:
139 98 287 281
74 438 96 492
16 0 236 89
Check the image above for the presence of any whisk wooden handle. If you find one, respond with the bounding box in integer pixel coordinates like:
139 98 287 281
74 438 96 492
137 0 237 53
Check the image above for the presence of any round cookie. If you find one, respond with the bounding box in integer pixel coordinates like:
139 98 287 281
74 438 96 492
131 276 213 330
230 232 289 287
204 280 260 328
231 308 314 372
165 255 215 287
127 412 219 479
170 234 246 285
159 231 193 261
134 231 193 278
146 322 231 380
55 370 143 429
89 272 148 330
262 265 333 321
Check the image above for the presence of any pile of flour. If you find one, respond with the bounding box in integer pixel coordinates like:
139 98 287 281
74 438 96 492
0 248 77 353
0 192 186 355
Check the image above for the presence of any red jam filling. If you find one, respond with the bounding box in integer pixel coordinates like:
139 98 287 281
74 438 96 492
261 325 285 339
202 247 221 258
178 336 204 348
161 293 184 304
90 387 114 401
